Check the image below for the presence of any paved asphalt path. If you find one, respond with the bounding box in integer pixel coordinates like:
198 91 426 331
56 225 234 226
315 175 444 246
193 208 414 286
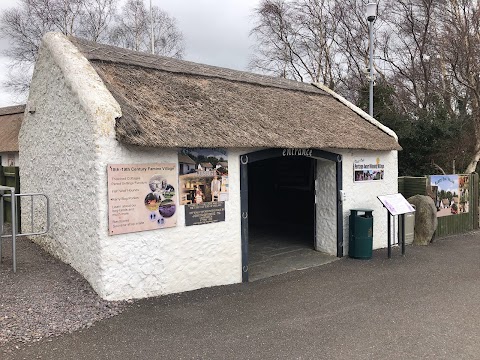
5 232 480 360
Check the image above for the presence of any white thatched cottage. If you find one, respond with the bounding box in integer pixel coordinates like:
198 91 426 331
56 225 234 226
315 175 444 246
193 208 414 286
20 33 401 300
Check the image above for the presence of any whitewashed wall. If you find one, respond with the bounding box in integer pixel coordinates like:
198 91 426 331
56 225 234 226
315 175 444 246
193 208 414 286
97 147 244 300
315 159 337 254
313 149 398 256
19 33 109 294
336 149 398 253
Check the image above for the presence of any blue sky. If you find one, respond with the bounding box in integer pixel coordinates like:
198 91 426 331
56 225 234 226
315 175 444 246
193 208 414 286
431 175 459 194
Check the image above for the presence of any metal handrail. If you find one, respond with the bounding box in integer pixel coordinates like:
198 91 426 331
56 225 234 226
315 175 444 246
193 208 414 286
0 187 50 273
0 193 50 237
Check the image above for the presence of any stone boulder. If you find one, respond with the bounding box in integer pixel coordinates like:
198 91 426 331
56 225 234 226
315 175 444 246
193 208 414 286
407 195 438 245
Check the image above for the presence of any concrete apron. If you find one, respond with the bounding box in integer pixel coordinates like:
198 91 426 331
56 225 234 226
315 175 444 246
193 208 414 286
248 225 338 281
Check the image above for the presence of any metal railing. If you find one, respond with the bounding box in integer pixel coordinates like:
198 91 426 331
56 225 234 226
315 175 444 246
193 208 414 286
0 186 50 273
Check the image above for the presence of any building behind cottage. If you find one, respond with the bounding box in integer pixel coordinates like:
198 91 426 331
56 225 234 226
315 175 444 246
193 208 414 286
0 105 25 167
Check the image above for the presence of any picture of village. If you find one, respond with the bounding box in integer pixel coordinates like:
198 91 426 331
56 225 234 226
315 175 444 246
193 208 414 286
353 157 385 182
178 148 229 205
429 175 469 217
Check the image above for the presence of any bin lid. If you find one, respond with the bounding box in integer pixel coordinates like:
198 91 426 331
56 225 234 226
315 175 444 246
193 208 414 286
350 208 374 212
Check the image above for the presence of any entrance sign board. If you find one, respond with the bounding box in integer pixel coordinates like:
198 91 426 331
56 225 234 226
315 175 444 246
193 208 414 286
429 174 469 217
185 202 225 226
377 193 415 216
282 148 313 157
107 163 177 235
354 157 385 182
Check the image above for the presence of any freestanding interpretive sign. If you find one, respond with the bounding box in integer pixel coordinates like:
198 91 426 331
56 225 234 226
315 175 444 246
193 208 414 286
378 193 416 258
107 163 177 235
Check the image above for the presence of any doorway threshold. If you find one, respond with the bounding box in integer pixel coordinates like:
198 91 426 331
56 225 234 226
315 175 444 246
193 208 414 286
248 229 339 281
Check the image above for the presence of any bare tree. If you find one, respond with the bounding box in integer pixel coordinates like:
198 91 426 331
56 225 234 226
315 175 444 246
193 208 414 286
439 0 480 172
0 0 118 95
378 0 442 113
334 0 387 100
151 7 184 58
110 0 184 58
250 0 385 97
80 0 119 42
250 0 344 88
109 0 148 51
0 0 185 97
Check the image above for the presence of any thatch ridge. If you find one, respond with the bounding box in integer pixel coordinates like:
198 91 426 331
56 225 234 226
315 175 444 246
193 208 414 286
69 37 328 96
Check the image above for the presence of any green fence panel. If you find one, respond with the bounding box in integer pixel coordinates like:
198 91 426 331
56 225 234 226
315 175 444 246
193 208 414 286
398 176 427 199
1 166 21 230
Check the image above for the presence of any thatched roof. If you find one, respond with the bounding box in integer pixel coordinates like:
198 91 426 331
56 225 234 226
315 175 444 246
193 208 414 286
178 154 195 165
0 105 25 152
69 37 401 151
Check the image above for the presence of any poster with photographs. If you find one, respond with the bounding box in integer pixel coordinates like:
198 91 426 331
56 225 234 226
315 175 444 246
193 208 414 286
178 148 228 205
429 175 469 217
107 163 177 235
354 157 385 182
179 148 228 225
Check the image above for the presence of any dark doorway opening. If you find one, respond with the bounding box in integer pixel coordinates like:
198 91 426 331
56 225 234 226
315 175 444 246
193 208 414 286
247 156 317 280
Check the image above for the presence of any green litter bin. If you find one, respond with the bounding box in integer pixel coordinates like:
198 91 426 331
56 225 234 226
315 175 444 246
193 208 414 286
349 209 373 259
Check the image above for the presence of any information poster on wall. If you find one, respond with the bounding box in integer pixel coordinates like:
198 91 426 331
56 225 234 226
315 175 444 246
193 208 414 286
354 157 385 182
178 148 228 226
429 175 469 217
178 148 229 204
107 163 177 235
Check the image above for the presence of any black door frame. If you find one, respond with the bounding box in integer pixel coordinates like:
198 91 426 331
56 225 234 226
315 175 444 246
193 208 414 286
240 148 343 282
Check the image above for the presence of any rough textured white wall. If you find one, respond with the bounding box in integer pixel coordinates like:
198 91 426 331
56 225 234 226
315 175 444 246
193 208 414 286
96 146 244 300
18 35 115 293
315 159 337 255
336 149 398 254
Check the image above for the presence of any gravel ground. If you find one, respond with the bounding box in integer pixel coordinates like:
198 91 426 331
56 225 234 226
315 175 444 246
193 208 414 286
0 226 130 353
